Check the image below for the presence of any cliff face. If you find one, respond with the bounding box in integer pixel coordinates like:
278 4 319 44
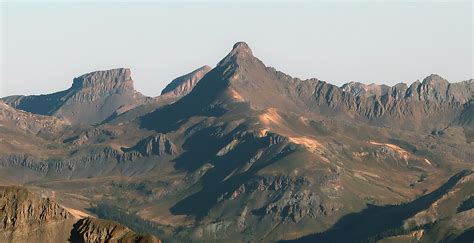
0 186 76 243
70 217 161 243
68 68 138 103
1 68 150 125
338 75 473 130
341 82 391 97
0 186 162 243
0 101 68 135
161 65 212 97
123 134 178 156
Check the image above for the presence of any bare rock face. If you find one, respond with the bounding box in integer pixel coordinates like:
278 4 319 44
1 68 149 125
124 134 178 157
0 186 162 243
213 42 472 130
0 154 47 173
161 65 212 97
402 74 470 103
389 83 409 99
341 75 472 104
64 127 121 147
69 68 137 103
341 82 391 97
150 42 471 133
70 217 161 243
0 101 68 135
262 190 321 223
337 76 473 129
216 41 264 72
229 175 340 223
0 186 75 243
457 100 474 126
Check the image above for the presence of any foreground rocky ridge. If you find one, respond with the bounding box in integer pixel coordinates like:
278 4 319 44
0 186 161 243
0 186 74 242
71 217 161 243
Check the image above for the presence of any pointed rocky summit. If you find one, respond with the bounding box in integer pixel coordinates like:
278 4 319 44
217 41 263 69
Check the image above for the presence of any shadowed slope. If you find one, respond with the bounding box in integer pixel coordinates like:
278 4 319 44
287 170 473 243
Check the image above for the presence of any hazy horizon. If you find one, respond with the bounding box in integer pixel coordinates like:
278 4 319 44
1 1 472 97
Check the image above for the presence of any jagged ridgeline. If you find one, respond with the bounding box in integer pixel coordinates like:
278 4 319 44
0 42 472 242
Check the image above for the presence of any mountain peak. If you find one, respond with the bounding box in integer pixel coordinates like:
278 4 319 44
421 74 448 86
231 41 253 56
217 42 262 69
72 68 133 89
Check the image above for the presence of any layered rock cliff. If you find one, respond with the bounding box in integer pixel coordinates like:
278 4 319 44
2 68 150 125
0 186 75 242
123 134 178 157
0 186 161 243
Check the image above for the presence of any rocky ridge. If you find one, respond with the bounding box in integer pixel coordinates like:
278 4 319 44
123 134 178 157
0 101 68 135
0 186 75 242
161 65 212 97
2 68 150 125
150 42 473 132
70 217 161 243
0 186 161 243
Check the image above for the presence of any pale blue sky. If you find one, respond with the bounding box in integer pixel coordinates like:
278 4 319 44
1 1 472 97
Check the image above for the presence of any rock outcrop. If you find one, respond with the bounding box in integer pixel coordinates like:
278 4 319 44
70 69 136 100
0 186 162 243
229 175 341 223
161 65 212 97
0 186 75 243
2 68 150 125
0 101 68 135
459 99 474 122
341 82 391 97
70 217 161 243
124 134 178 157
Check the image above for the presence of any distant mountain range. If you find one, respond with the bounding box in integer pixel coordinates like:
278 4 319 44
0 42 472 242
